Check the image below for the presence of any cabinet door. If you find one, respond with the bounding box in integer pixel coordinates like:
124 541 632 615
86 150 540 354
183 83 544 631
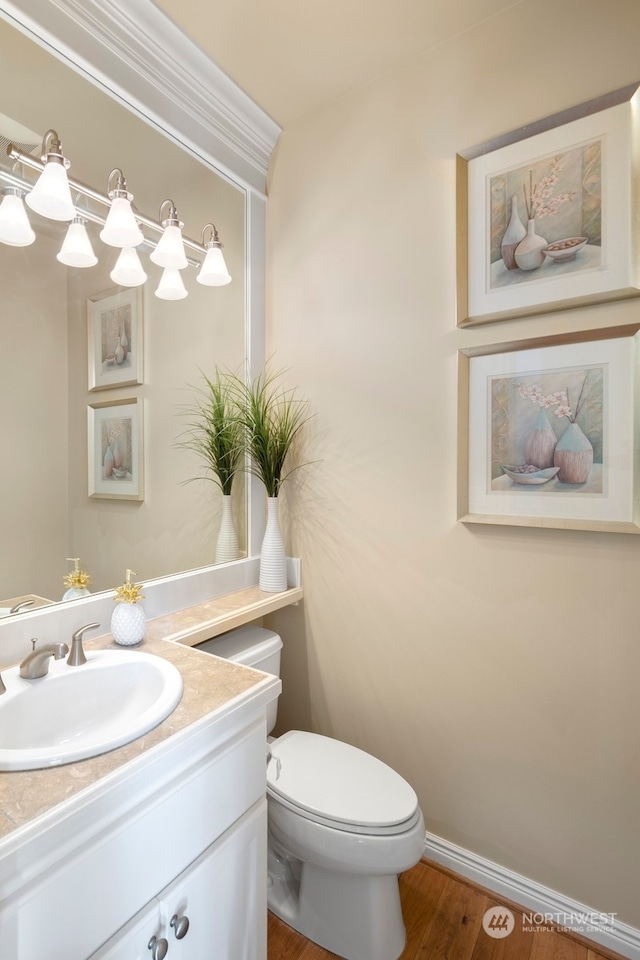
88 899 163 960
89 799 267 960
160 800 267 960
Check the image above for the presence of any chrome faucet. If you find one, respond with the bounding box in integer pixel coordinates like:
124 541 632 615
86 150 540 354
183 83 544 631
19 642 69 679
9 599 35 614
67 622 101 666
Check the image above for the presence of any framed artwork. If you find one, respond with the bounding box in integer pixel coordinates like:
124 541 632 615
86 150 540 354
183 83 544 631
87 287 143 390
457 324 640 533
456 83 640 326
88 397 144 500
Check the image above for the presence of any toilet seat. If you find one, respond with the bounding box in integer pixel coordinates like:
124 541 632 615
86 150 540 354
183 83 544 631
267 731 420 836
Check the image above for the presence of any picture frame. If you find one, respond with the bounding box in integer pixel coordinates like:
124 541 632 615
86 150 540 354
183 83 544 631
87 286 143 390
88 397 144 500
457 324 640 533
456 83 640 327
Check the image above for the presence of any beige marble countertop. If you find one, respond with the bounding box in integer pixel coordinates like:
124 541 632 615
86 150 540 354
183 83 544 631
0 588 298 839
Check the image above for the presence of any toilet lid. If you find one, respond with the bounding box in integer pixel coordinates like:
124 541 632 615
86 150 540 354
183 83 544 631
267 731 418 829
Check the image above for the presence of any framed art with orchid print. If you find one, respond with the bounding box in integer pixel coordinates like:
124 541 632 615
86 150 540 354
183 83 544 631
456 83 640 326
87 286 143 391
457 324 640 533
88 397 144 500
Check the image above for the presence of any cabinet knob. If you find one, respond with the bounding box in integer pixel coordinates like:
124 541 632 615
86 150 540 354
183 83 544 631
170 913 190 939
148 935 169 960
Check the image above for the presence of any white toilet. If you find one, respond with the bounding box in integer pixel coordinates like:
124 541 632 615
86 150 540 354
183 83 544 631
197 625 425 960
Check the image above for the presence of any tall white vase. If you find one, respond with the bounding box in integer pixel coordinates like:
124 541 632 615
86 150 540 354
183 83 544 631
215 494 240 563
259 496 287 593
501 195 527 270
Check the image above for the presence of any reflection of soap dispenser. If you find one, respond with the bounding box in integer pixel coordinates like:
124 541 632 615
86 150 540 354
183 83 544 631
111 569 146 646
62 557 92 601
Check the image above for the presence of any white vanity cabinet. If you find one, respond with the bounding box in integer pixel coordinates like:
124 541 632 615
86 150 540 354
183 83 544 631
90 800 266 960
0 671 278 960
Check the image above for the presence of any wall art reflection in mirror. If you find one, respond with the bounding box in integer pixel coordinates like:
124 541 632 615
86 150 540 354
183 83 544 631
88 398 143 501
88 287 143 391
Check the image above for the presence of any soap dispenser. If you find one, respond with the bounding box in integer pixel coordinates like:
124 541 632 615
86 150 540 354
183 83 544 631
111 569 146 646
62 557 92 601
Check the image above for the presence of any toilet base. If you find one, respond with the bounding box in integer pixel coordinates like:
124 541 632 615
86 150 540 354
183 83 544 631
267 842 406 960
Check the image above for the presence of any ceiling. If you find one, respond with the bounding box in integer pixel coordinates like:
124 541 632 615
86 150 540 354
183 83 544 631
154 0 524 128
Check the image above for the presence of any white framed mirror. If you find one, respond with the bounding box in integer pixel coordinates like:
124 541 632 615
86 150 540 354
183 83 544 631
0 0 279 636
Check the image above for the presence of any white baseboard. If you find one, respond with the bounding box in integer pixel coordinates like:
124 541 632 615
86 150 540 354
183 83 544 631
423 832 640 960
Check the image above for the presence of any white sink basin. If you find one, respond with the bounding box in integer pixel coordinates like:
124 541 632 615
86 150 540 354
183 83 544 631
0 649 183 771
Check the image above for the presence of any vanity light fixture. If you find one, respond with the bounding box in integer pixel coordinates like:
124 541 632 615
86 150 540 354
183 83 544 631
3 131 233 298
155 266 188 300
150 199 188 270
99 168 144 249
110 245 148 287
57 198 98 267
24 129 75 222
0 187 35 246
196 222 231 286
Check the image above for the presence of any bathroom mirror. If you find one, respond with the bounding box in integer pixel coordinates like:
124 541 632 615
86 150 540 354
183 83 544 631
0 14 248 607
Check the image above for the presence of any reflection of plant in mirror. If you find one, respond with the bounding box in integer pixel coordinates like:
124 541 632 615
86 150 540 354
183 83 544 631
178 370 246 495
231 369 312 498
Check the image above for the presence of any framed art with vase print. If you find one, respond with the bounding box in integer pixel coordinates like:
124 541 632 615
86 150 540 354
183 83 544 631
87 286 143 391
456 83 640 326
457 324 640 533
88 397 144 500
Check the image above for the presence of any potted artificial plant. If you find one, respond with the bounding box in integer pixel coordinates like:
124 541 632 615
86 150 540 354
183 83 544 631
232 369 311 592
178 370 246 563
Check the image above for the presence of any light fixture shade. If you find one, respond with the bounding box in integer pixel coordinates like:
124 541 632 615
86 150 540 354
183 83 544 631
110 247 148 287
57 219 98 267
25 161 75 222
150 224 188 270
196 244 231 286
100 197 144 248
0 193 36 246
155 267 188 300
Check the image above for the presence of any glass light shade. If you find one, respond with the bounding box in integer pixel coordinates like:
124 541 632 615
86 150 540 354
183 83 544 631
57 220 98 267
110 247 147 287
155 267 188 300
196 245 231 286
100 197 144 248
25 162 75 221
149 224 188 269
0 193 36 246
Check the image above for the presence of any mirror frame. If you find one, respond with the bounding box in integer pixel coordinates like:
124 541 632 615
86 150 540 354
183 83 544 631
0 0 281 663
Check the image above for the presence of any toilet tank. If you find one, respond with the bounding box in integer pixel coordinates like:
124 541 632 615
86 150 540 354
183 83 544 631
196 625 282 734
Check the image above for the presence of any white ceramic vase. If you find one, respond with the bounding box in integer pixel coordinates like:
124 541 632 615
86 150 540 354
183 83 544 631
215 494 240 563
111 601 146 645
501 195 527 270
515 218 547 271
259 496 287 593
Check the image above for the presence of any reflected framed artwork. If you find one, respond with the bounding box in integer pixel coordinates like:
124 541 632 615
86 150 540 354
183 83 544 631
457 323 640 533
456 83 640 326
88 286 143 390
88 397 144 500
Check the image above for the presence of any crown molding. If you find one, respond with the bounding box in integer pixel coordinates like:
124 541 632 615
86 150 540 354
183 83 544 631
0 0 281 194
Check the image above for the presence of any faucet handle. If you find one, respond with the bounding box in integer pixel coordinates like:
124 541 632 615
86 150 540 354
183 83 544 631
67 622 101 667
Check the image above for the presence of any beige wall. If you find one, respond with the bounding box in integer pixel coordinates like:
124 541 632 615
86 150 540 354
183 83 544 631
266 0 640 929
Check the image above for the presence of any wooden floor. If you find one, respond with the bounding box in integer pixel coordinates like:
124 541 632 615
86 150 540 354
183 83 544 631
268 858 627 960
